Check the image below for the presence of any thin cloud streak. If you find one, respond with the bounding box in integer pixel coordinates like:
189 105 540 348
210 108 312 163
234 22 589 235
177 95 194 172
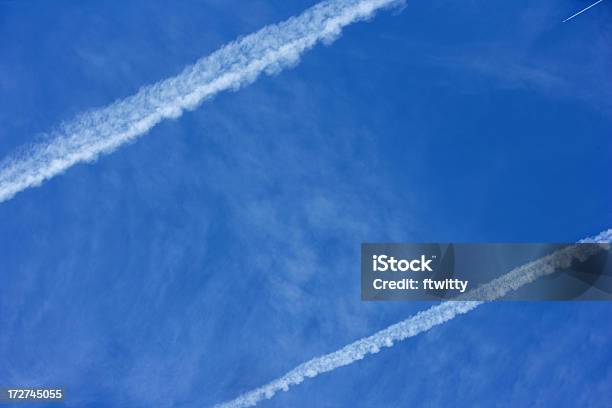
0 0 403 203
216 229 612 408
563 0 605 22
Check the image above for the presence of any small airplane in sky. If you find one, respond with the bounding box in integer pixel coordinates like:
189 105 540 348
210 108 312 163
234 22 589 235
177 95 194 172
563 0 606 22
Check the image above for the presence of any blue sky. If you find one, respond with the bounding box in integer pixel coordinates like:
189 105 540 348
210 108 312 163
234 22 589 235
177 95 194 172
0 0 611 407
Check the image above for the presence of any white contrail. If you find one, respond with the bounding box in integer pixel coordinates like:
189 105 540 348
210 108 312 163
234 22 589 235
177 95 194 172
0 0 404 203
216 230 612 408
563 0 605 22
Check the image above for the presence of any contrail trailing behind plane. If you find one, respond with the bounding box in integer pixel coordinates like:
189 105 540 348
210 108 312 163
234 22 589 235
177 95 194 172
215 229 612 408
0 0 404 204
563 0 605 22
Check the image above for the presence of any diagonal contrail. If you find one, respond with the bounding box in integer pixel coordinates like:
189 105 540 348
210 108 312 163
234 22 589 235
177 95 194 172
215 229 612 408
563 0 605 22
0 0 404 204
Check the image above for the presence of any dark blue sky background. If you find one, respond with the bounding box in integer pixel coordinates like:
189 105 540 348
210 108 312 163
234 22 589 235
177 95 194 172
0 1 611 407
